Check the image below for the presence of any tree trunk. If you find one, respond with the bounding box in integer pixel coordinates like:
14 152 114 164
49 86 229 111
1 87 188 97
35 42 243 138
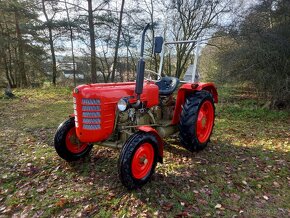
88 0 97 83
2 56 13 87
42 0 57 86
150 0 158 74
0 22 14 87
48 28 57 85
8 43 16 86
111 0 125 82
4 19 16 86
64 0 76 87
15 11 27 87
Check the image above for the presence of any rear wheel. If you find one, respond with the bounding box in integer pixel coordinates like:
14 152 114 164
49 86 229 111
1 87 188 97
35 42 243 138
179 91 215 151
118 132 158 190
54 117 93 161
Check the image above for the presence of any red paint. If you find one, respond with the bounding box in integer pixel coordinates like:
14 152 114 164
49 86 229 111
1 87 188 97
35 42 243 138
196 100 214 143
65 127 88 153
131 143 154 179
171 82 218 125
137 126 164 157
73 82 159 143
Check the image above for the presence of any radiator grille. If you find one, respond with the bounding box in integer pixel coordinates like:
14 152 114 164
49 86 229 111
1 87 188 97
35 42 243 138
74 97 101 130
83 118 101 124
82 105 100 111
83 124 101 130
82 98 100 105
82 112 101 117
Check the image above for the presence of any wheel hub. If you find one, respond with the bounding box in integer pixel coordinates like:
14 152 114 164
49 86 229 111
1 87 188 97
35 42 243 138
69 134 78 144
66 127 88 154
201 117 207 128
131 143 154 179
196 100 214 143
139 156 148 165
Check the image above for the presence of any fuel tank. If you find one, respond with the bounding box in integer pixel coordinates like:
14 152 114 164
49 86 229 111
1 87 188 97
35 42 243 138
73 81 159 143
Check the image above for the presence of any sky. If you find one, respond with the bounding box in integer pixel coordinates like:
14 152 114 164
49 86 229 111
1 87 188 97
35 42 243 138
39 0 256 58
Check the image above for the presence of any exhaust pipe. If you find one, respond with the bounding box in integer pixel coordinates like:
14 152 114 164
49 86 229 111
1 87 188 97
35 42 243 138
135 23 151 99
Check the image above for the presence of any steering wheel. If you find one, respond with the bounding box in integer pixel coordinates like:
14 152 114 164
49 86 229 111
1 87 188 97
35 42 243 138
144 69 162 81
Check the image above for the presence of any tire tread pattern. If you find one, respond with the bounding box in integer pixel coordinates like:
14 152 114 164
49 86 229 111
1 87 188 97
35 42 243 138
54 117 93 161
178 91 215 152
118 132 158 190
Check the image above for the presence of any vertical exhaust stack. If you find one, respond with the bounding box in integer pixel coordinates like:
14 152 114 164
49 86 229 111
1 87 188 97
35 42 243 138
135 24 151 100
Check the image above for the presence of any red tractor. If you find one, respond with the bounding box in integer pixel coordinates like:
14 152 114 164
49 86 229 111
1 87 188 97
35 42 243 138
54 24 218 189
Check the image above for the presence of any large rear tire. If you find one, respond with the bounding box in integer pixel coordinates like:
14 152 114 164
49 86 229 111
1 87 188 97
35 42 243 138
118 132 158 190
179 91 215 152
54 117 93 161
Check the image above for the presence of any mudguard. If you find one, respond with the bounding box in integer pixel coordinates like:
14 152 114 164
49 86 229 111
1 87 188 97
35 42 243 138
137 126 164 162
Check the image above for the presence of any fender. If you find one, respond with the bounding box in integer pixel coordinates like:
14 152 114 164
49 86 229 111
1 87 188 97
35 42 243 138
172 82 218 125
137 126 164 163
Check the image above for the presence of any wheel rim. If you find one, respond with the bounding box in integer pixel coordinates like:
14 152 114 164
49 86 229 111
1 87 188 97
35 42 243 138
65 127 88 154
196 100 214 143
131 143 155 179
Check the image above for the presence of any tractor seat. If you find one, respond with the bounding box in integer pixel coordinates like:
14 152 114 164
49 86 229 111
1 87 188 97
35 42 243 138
155 77 180 95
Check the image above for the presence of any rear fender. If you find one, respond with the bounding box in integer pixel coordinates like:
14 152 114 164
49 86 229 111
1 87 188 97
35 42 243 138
172 82 218 125
137 126 163 163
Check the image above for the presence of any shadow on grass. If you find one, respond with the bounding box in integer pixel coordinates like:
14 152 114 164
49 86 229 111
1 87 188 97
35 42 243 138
60 140 289 217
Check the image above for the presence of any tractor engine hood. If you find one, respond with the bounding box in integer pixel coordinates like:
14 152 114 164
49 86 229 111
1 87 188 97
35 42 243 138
72 81 159 143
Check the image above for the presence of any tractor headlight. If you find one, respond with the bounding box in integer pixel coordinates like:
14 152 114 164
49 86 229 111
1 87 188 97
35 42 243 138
117 98 128 111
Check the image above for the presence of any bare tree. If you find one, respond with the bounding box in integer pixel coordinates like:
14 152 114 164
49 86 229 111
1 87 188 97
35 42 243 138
87 0 97 82
41 0 58 85
165 0 231 78
111 0 125 82
64 0 77 86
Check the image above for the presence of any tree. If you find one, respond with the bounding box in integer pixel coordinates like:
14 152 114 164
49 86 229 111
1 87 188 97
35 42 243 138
111 0 125 82
210 0 290 106
165 0 232 78
0 0 46 88
87 0 97 82
41 0 58 85
64 0 77 86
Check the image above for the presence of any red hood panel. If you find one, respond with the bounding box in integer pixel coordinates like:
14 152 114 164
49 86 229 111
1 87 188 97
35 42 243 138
73 82 159 143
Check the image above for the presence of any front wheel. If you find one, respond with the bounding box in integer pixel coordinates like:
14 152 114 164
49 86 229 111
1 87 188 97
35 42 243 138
118 132 158 190
179 91 215 152
54 117 93 161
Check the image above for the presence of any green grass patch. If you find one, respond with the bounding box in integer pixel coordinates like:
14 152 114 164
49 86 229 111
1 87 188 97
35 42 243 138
0 86 289 217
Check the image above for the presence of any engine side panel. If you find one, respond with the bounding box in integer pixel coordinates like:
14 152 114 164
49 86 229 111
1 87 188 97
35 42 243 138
73 82 159 143
171 82 218 125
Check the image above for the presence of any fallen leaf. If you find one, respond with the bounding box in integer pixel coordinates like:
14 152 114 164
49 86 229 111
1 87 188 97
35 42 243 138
55 198 68 208
84 204 93 212
273 181 280 188
215 204 222 209
263 195 269 200
36 188 45 193
162 202 173 211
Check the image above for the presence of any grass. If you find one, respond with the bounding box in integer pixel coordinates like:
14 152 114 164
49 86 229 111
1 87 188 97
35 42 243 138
0 86 289 217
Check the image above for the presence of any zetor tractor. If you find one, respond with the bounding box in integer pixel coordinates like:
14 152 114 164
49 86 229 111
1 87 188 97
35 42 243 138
54 24 218 189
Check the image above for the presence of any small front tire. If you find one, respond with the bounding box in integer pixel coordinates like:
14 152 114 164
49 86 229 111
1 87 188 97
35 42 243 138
118 132 158 190
54 117 93 161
